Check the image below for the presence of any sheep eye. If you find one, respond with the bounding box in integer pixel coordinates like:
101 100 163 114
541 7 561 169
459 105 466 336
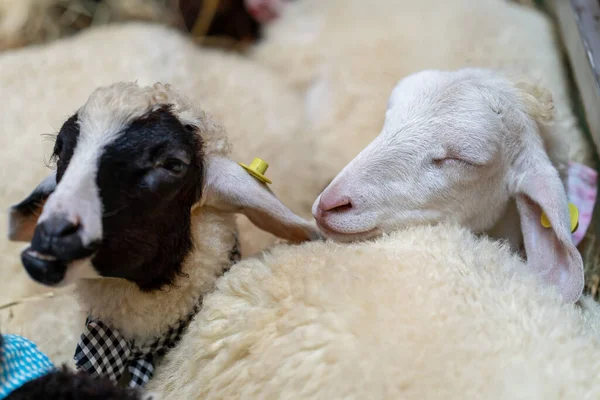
161 158 188 175
432 158 476 168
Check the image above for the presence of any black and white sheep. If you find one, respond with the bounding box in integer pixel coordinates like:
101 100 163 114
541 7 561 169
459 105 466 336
6 81 318 388
0 21 316 369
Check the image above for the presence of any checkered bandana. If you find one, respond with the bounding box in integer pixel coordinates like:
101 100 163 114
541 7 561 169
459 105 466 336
73 234 241 389
73 304 198 389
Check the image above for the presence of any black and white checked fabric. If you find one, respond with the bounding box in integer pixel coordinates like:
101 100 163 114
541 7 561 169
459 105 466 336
73 238 241 389
74 305 198 388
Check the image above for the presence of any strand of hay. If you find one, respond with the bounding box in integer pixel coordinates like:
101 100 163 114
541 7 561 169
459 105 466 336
0 292 56 311
191 0 220 39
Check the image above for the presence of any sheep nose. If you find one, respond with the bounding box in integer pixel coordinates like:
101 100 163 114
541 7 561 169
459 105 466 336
22 214 99 286
41 216 80 238
30 214 95 262
313 187 355 230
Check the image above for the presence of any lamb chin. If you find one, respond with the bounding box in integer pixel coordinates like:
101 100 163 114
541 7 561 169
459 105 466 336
317 223 381 243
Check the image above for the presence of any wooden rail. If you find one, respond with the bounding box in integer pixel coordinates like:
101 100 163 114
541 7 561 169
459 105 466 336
551 0 600 155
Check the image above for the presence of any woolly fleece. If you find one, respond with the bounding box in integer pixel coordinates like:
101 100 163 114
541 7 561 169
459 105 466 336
148 224 600 399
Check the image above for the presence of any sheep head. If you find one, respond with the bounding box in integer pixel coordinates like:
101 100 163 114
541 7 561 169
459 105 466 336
313 68 583 303
8 82 318 290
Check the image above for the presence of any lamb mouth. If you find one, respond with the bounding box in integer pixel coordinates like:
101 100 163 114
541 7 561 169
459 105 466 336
316 222 381 242
21 247 66 286
25 249 58 262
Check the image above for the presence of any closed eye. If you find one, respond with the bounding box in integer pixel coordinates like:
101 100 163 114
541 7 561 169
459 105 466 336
432 157 481 168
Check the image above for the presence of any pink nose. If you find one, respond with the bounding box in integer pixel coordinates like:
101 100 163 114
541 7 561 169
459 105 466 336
314 192 353 232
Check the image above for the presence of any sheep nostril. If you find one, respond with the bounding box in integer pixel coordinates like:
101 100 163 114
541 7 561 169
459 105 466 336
319 196 352 213
41 216 81 238
333 202 352 212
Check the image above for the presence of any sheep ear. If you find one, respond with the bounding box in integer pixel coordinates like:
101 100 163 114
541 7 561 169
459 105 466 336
8 172 57 242
511 158 584 303
202 156 320 243
505 79 582 303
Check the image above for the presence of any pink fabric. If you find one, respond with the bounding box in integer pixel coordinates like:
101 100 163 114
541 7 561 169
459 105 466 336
567 162 598 245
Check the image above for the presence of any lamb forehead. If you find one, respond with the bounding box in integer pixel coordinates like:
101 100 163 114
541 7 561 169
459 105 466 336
390 69 509 107
384 70 518 139
76 81 230 155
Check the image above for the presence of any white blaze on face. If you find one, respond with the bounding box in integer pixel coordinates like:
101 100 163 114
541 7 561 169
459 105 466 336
39 134 106 248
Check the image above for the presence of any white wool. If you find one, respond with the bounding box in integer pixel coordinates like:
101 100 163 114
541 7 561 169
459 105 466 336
147 223 600 399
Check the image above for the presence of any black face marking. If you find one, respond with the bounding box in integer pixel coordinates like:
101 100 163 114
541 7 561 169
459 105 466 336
53 113 81 183
87 106 204 290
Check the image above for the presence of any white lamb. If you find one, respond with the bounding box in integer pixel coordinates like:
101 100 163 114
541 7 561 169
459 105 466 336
147 222 600 400
312 68 584 304
5 80 318 391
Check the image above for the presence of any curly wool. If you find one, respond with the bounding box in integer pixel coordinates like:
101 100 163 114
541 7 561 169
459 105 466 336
147 223 600 399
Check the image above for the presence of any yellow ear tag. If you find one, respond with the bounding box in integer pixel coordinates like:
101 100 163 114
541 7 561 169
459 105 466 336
540 203 579 233
239 158 272 184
